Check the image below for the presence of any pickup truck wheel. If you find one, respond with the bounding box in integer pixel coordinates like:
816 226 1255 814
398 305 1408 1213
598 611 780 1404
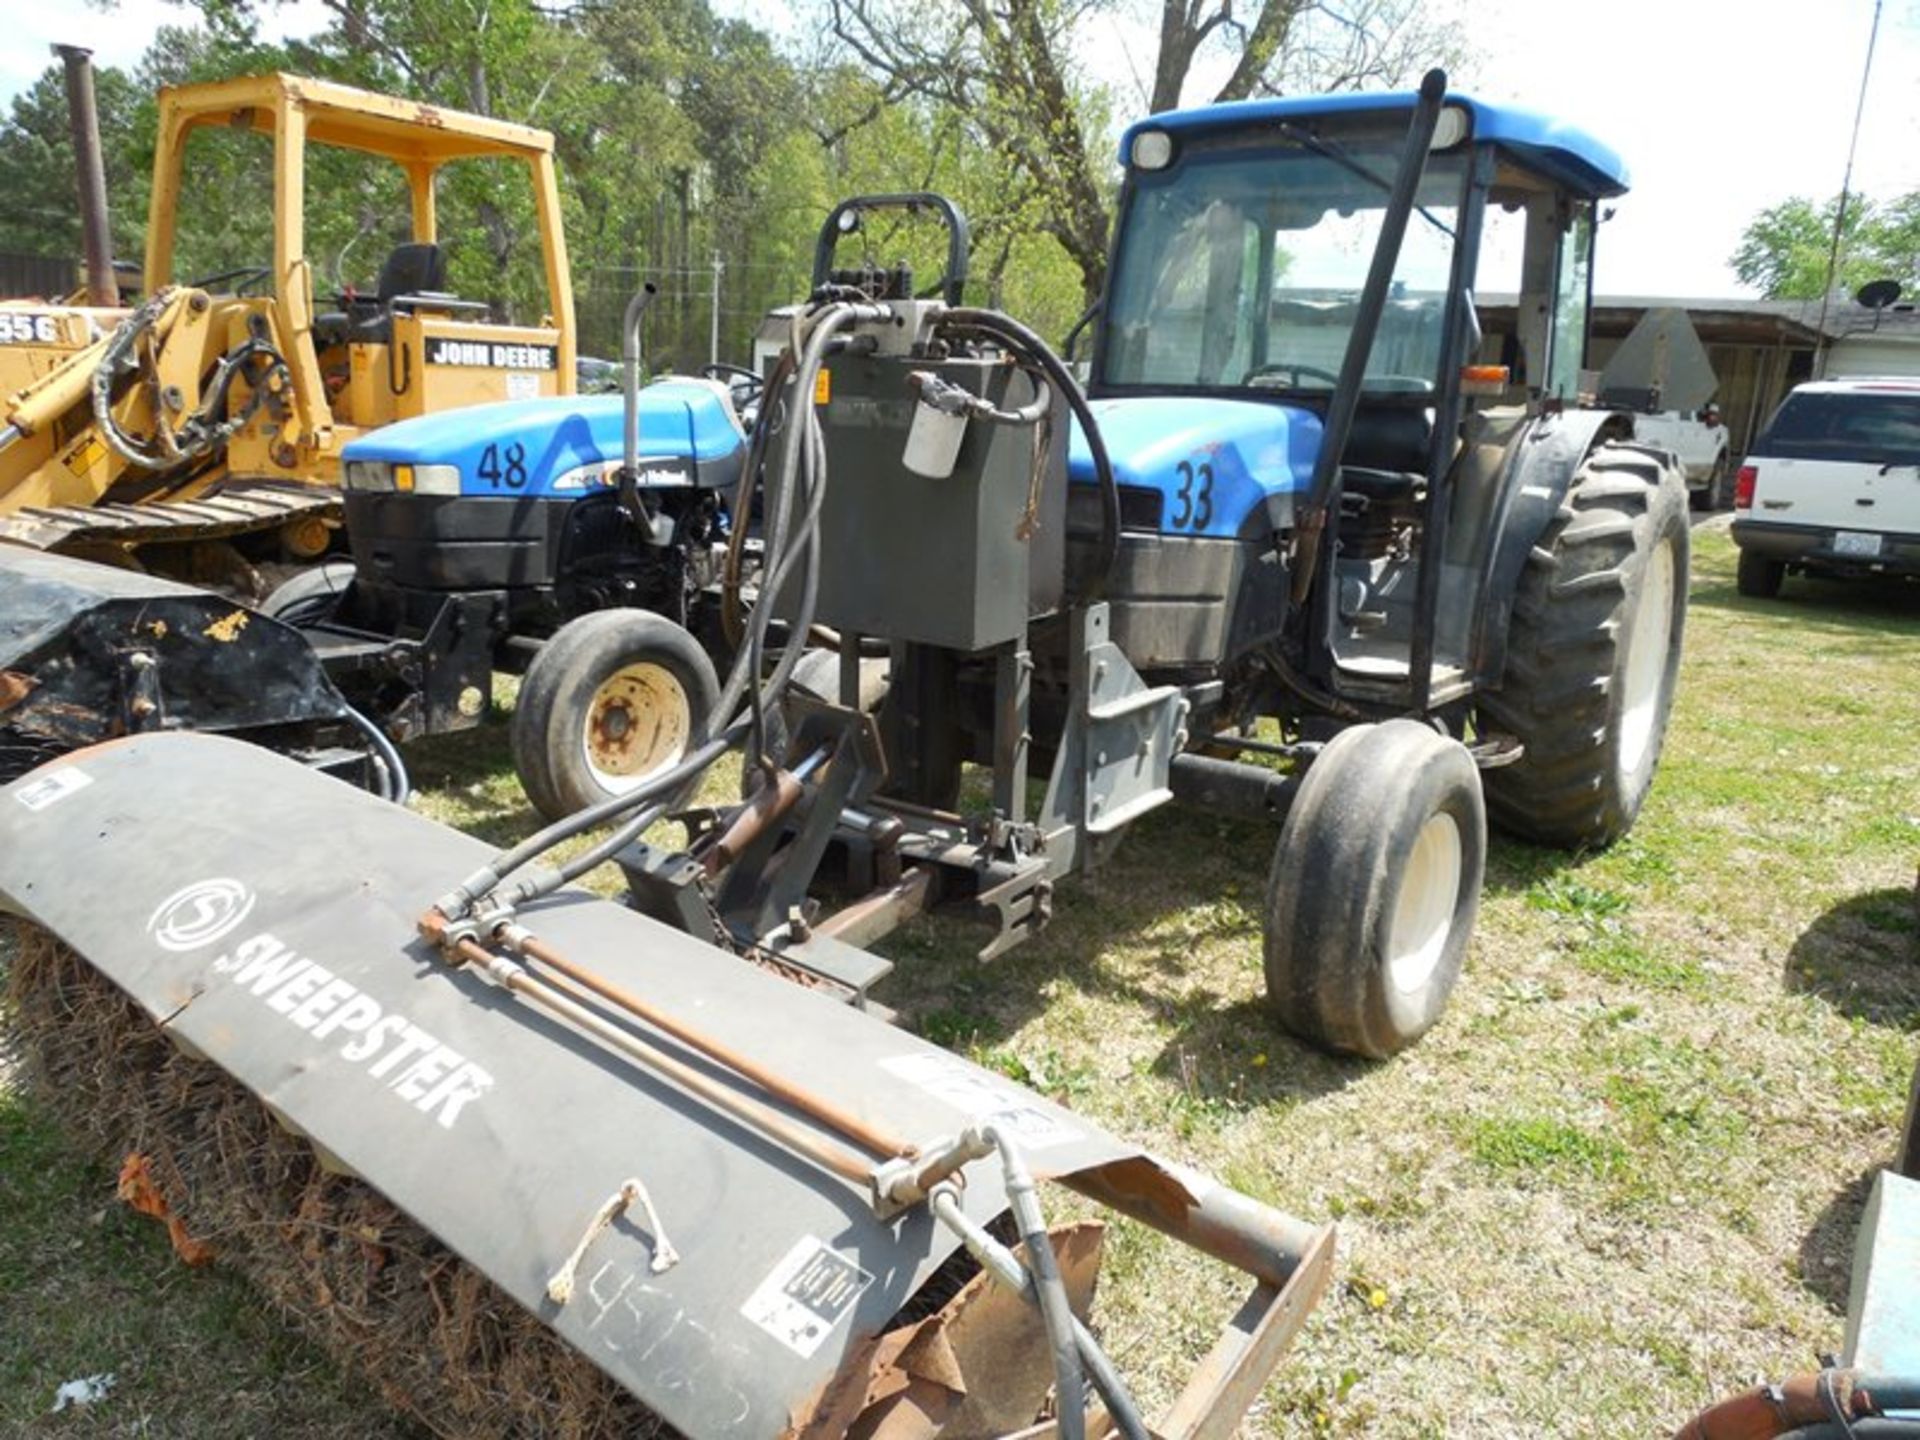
1478 444 1689 849
258 560 355 627
511 609 720 822
1736 549 1784 599
1263 720 1486 1059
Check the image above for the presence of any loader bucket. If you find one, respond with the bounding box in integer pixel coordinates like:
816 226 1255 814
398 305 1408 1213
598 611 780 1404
0 733 1335 1438
0 548 353 783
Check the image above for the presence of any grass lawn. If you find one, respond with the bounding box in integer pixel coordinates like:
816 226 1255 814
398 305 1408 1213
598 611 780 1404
2 519 1916 1435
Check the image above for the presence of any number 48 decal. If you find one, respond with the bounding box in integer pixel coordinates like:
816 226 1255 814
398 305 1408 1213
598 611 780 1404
476 441 529 489
1171 459 1213 530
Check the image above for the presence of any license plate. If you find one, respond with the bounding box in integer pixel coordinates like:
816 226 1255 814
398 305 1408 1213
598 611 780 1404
1834 530 1883 557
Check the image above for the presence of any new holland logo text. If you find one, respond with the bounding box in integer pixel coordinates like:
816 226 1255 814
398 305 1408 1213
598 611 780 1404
204 933 494 1130
148 877 256 953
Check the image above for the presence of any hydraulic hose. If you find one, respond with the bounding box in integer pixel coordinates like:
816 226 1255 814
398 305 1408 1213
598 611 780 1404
341 700 411 805
985 1127 1086 1440
928 1183 1149 1440
937 306 1121 601
437 299 879 919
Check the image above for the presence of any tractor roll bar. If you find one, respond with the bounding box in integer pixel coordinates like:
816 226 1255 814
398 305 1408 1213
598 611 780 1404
812 192 971 305
1291 67 1449 604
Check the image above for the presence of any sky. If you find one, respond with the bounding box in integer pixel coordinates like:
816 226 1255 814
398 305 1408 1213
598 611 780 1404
7 0 1918 301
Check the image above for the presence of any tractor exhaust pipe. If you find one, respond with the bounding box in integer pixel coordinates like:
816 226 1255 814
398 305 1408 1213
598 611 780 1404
54 44 118 308
618 281 662 535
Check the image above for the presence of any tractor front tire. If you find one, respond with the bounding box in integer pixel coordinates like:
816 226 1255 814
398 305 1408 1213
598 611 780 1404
258 560 355 627
1263 720 1486 1059
1479 444 1688 850
511 609 720 823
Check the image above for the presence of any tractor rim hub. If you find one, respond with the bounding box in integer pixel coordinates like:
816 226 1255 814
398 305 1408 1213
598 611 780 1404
584 662 690 791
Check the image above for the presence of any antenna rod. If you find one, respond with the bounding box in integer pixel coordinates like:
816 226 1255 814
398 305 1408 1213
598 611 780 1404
1814 0 1883 376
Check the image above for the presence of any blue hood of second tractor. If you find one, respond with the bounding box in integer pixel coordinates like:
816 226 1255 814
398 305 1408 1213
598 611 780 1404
341 379 744 496
1068 396 1322 537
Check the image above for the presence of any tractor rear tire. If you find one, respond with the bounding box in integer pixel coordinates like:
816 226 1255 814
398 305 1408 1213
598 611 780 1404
1736 549 1784 599
1478 444 1688 850
259 560 355 627
1263 719 1486 1059
511 609 720 823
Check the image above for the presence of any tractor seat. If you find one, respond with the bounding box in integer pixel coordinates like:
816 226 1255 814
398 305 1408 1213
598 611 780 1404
353 243 452 344
1340 466 1423 503
1341 404 1433 475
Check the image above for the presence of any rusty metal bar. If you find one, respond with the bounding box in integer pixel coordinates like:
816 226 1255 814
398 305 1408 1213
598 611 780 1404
1062 1159 1322 1291
54 45 118 308
812 866 933 951
1156 1226 1337 1440
448 936 877 1185
505 929 919 1162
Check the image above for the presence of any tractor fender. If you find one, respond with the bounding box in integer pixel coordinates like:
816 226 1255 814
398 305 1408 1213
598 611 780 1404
1468 405 1635 681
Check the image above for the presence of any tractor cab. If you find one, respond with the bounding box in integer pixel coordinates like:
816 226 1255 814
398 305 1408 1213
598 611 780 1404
1072 83 1629 706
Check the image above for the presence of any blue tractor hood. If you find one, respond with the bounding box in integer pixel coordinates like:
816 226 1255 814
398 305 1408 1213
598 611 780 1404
1069 397 1322 538
341 378 746 497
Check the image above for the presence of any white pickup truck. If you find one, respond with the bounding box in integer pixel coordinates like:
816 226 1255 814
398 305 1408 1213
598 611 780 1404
1630 407 1732 509
1731 377 1920 597
1594 308 1733 508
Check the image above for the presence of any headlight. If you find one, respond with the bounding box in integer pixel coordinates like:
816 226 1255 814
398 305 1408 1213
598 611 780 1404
1430 104 1470 150
410 464 461 495
342 461 460 494
1130 129 1174 171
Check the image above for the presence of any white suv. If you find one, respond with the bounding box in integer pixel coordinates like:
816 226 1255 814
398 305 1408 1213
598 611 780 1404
1732 377 1920 597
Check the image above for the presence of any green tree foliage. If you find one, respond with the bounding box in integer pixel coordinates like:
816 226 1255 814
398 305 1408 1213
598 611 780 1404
0 0 1453 354
1730 190 1920 300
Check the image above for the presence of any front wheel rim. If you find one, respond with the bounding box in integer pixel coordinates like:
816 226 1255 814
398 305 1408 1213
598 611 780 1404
581 662 692 793
1386 811 1464 996
1618 538 1677 785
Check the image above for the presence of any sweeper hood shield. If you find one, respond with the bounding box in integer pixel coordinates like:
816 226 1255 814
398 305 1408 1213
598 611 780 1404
0 733 1305 1437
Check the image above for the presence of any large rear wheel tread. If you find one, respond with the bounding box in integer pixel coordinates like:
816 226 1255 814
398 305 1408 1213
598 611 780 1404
1479 444 1689 849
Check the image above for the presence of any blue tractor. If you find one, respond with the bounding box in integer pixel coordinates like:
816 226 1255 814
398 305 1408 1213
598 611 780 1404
301 73 1689 1059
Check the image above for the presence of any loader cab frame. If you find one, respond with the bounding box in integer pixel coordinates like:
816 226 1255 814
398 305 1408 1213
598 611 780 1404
144 74 577 474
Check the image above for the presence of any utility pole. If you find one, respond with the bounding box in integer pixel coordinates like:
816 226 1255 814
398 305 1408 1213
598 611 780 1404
710 251 723 366
1814 0 1883 377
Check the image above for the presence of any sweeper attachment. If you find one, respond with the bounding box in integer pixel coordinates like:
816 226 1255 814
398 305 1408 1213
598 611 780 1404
0 734 1335 1438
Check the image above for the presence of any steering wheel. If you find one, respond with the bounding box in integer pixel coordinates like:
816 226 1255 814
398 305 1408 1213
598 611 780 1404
182 265 272 296
1242 362 1342 389
701 362 763 390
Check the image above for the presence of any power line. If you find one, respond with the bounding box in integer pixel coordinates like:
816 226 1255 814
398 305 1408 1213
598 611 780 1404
1815 0 1883 375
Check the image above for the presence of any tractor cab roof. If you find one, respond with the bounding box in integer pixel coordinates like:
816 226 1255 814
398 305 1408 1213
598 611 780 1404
156 73 556 165
1122 90 1629 201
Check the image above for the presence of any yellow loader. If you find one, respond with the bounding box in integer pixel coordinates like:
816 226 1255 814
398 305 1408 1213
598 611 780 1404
0 71 575 594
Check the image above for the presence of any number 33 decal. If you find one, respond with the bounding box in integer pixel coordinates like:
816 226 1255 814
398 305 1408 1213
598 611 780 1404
1171 459 1213 529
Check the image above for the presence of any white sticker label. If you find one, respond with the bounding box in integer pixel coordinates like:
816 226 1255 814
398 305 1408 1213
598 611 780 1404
13 766 92 811
878 1052 1082 1150
740 1235 872 1358
505 370 540 401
